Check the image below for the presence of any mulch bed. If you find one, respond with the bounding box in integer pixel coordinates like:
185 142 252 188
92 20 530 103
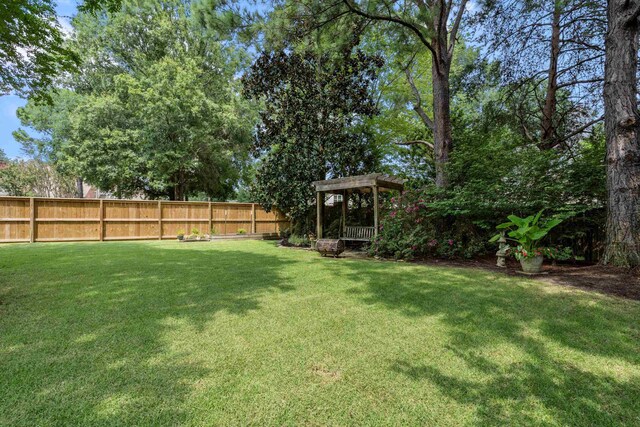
419 256 640 301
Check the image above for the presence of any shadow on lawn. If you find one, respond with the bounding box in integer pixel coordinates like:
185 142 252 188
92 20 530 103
341 259 640 425
0 243 296 426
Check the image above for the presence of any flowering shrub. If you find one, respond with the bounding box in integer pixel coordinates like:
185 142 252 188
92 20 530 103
368 189 486 260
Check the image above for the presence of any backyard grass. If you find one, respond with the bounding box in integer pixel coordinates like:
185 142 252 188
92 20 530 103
0 240 639 426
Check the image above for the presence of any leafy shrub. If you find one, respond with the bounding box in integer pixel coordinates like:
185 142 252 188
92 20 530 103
237 228 247 234
370 189 491 260
191 227 199 235
176 229 185 237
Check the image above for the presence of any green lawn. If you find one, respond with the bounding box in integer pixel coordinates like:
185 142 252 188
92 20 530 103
0 241 639 426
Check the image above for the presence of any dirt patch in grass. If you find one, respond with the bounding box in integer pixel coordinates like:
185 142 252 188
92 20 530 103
311 364 342 384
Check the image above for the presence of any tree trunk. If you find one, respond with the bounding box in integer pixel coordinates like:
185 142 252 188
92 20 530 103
602 0 640 266
76 177 83 198
540 3 562 150
432 48 452 188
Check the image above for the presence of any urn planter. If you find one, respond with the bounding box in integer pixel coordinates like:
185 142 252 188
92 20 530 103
520 255 544 274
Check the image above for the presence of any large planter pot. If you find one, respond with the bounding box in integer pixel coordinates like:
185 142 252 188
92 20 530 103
520 255 544 274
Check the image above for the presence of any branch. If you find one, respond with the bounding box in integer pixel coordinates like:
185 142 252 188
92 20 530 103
396 140 434 150
557 115 604 144
341 0 441 75
556 78 603 89
448 0 468 59
625 1 640 26
404 66 434 130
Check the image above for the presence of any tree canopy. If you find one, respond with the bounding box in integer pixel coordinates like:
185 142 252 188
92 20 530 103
243 45 384 220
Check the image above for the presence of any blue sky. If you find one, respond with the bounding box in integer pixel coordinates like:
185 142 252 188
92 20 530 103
0 1 77 159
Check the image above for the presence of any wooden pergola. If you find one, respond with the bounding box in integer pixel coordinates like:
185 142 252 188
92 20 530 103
312 173 406 241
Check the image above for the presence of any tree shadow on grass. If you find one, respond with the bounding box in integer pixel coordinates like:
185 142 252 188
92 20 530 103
340 259 640 425
0 243 296 426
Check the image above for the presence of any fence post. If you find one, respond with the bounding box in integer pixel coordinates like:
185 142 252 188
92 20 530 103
157 200 162 240
29 197 35 243
209 202 213 235
251 204 256 234
99 199 104 241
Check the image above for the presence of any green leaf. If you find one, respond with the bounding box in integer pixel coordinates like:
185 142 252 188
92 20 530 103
506 215 525 227
532 209 544 226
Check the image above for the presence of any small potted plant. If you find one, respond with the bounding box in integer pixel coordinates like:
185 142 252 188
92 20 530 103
237 228 247 235
176 229 185 241
490 210 563 274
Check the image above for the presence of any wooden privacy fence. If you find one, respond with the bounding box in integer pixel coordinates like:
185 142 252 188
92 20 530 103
0 197 289 243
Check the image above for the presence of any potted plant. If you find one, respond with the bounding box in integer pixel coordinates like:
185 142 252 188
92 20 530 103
490 210 563 274
176 229 185 241
237 228 247 235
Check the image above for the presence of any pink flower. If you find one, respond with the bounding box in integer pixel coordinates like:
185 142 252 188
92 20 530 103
448 239 454 246
411 245 418 251
390 211 397 218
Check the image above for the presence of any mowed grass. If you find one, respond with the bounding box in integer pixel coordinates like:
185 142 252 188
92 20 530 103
0 241 639 426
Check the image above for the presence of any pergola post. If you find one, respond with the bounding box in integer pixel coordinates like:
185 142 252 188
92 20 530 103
316 191 323 239
341 190 347 238
373 185 379 237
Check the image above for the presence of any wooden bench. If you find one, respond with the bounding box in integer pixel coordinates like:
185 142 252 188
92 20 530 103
342 226 375 241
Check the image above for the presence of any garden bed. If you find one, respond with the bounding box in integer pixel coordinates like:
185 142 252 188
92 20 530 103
415 256 640 301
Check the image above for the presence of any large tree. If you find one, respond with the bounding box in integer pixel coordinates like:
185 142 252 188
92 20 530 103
17 0 254 200
0 158 76 197
0 0 77 100
242 0 469 188
602 0 640 266
243 46 383 221
476 0 606 150
0 0 122 100
337 0 468 188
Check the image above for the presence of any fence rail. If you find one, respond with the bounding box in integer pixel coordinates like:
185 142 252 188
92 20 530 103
0 197 289 243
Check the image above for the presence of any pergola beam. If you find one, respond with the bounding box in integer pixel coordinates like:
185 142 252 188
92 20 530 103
312 173 405 193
